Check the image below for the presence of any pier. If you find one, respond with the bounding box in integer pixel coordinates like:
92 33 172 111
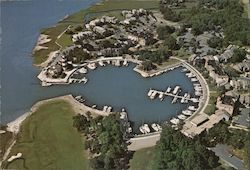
148 88 199 103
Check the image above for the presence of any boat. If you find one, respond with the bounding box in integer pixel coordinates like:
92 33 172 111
103 106 108 112
107 106 112 112
180 97 185 103
182 110 193 116
173 86 180 95
150 91 157 99
147 89 153 97
191 78 198 82
127 127 132 133
78 67 87 73
123 59 128 66
151 123 158 131
159 92 164 101
181 68 188 72
188 106 197 111
191 98 199 103
156 124 162 131
170 118 180 125
87 63 97 70
139 126 146 134
144 124 150 133
177 114 187 120
98 60 105 66
166 86 171 93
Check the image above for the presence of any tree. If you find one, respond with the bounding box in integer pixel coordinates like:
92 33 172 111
207 36 223 49
157 26 175 40
160 5 180 22
73 114 89 132
229 48 246 63
164 34 179 50
141 60 157 71
152 125 220 170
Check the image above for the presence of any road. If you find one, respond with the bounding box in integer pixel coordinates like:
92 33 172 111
210 144 245 170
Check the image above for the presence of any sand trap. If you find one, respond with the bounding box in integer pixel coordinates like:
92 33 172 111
7 152 22 162
33 34 51 52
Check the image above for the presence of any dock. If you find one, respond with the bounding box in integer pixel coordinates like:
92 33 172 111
147 88 198 104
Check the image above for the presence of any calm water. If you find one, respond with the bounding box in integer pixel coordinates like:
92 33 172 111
1 0 194 131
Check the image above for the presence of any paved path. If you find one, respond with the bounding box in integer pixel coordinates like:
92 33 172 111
128 133 160 151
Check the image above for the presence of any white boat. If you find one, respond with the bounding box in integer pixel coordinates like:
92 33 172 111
103 106 108 112
144 124 150 133
191 98 199 103
188 106 197 111
166 87 171 93
156 124 162 131
87 63 97 70
181 97 185 103
127 127 132 133
181 68 188 72
115 60 121 66
148 89 153 97
151 123 159 131
150 91 157 99
191 78 198 82
139 126 146 134
98 60 105 66
182 110 193 116
173 86 180 95
159 92 164 101
177 114 187 120
170 118 180 125
195 91 202 96
107 106 112 112
120 112 127 120
123 60 128 66
78 67 88 73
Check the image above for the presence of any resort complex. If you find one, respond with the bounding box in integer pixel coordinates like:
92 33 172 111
1 0 250 169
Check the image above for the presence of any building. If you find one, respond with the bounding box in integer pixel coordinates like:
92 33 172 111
216 97 234 116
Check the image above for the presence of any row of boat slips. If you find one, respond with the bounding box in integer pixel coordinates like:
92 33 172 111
169 105 198 125
139 123 162 134
120 111 133 134
74 95 114 113
147 88 199 104
182 68 203 97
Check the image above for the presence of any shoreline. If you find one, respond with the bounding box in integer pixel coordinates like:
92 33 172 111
6 94 114 134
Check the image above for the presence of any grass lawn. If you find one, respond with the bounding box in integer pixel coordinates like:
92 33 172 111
0 128 13 160
33 0 160 65
56 33 73 49
129 147 155 170
176 48 191 60
4 100 89 170
204 91 220 115
159 58 181 67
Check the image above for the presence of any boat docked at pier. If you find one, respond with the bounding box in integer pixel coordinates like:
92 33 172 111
170 118 180 125
182 110 193 116
151 123 162 132
177 114 187 120
139 124 151 134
